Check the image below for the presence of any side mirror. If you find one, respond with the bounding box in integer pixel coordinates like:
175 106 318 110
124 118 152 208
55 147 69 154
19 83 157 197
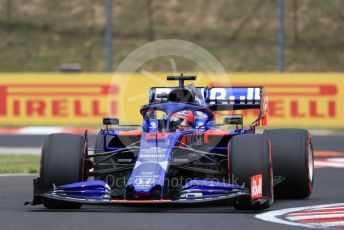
224 115 243 125
103 117 119 126
223 115 243 129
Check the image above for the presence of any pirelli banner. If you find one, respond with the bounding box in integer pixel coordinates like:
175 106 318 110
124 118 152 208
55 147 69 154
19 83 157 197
0 73 342 128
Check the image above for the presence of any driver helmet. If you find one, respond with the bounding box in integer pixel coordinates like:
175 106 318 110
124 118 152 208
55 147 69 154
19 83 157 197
171 110 194 130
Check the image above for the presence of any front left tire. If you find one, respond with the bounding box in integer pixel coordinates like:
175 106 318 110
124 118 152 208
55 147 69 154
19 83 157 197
40 133 86 209
265 129 314 199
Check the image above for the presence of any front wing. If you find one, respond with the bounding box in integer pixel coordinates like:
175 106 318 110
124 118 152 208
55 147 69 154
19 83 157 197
33 192 249 207
25 177 256 207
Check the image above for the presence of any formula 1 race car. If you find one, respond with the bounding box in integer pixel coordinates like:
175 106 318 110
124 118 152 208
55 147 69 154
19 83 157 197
26 75 314 210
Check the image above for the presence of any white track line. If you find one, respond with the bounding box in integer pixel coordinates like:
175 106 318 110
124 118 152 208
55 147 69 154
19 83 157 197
288 211 344 216
255 203 344 229
287 213 344 221
0 147 40 155
18 127 63 135
314 159 344 168
0 173 38 177
0 127 99 135
309 130 344 136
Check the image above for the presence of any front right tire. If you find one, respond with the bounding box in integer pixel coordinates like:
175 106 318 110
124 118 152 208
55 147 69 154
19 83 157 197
229 134 273 210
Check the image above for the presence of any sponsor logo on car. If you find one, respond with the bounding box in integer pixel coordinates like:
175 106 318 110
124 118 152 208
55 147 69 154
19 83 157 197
251 174 263 200
184 133 204 147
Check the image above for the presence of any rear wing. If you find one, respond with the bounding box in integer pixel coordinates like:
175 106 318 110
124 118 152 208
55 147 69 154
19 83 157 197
149 86 265 111
205 86 268 126
206 87 263 111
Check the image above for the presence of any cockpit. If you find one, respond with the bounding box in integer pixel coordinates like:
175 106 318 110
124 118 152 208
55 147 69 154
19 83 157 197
141 104 212 132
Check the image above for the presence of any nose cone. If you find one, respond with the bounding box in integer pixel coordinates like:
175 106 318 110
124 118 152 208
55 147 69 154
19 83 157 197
125 161 167 199
125 145 170 199
125 132 175 199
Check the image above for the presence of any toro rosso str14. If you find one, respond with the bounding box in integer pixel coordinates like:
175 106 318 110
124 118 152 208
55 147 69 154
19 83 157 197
26 75 314 210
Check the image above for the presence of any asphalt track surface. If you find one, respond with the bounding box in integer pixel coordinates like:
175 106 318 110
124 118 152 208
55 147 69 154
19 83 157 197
0 135 343 230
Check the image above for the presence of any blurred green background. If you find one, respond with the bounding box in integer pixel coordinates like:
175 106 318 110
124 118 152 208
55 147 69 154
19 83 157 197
0 0 343 72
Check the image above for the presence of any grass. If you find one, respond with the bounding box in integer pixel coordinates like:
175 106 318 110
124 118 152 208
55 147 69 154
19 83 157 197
0 154 39 174
0 0 343 72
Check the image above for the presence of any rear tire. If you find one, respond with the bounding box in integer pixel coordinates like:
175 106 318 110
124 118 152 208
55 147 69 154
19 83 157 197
40 133 86 209
265 129 314 199
229 134 273 210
